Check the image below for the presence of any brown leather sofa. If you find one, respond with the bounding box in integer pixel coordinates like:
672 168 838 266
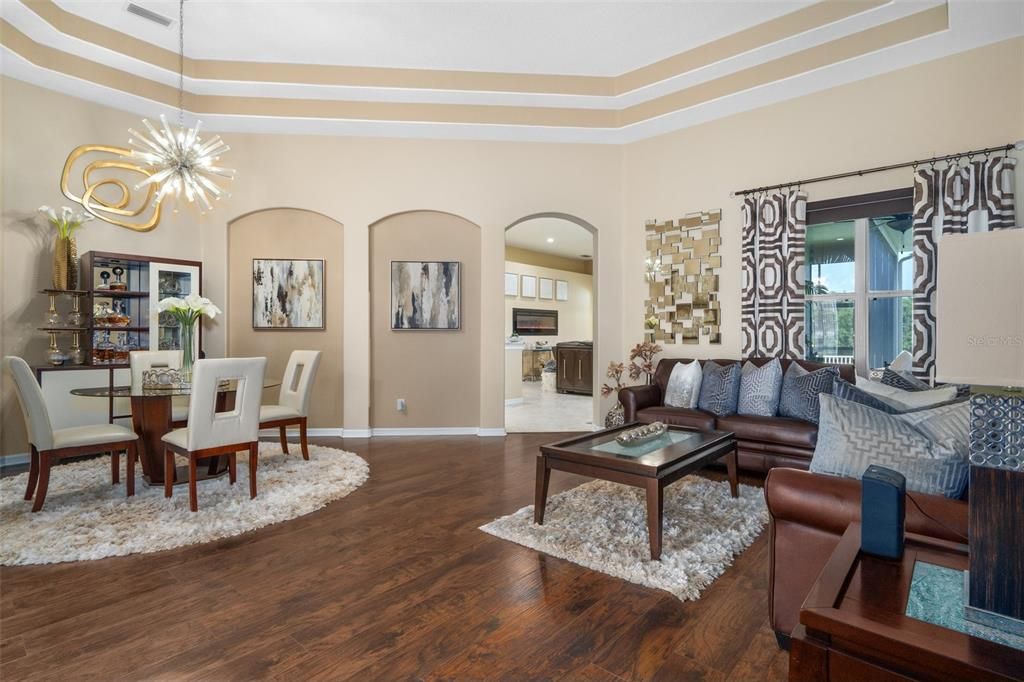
764 468 967 648
619 358 855 473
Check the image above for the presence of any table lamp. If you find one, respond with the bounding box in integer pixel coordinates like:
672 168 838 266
936 228 1024 636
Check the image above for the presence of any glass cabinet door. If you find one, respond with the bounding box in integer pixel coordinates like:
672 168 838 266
149 262 201 356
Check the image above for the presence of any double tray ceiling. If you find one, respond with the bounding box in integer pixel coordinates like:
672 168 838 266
1 0 1022 142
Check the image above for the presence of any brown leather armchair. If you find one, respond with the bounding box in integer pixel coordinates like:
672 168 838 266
764 468 968 648
619 358 856 473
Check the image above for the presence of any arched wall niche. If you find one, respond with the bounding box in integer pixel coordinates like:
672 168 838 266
227 207 345 429
368 209 482 429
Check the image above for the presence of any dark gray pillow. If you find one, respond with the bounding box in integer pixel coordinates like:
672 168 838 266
737 359 783 417
881 368 930 391
697 361 741 417
832 377 900 414
778 363 839 424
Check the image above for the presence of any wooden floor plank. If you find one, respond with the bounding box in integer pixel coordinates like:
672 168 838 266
0 434 788 681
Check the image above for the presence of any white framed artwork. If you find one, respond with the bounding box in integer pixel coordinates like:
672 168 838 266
520 275 537 298
556 280 569 301
539 277 553 300
504 272 518 296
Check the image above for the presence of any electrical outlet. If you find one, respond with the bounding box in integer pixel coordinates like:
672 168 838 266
397 398 407 412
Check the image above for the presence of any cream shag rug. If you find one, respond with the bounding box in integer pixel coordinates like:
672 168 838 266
480 477 767 601
0 444 368 566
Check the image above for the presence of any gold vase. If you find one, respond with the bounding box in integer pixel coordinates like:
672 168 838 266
67 236 78 290
52 237 68 290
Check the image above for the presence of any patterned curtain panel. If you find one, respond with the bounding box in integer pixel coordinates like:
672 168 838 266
912 156 1018 378
741 191 807 359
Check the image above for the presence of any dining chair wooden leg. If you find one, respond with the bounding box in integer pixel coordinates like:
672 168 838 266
187 457 198 512
248 443 258 499
299 419 310 461
279 426 289 455
31 452 52 513
164 449 175 498
111 450 120 485
228 452 237 484
126 443 136 498
24 446 39 500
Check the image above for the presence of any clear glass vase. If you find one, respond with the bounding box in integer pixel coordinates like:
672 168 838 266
180 321 195 384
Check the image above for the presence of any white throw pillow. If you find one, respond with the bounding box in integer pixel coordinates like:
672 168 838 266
664 360 702 408
856 377 904 398
888 350 914 372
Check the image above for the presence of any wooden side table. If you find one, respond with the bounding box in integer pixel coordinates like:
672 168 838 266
790 524 1024 681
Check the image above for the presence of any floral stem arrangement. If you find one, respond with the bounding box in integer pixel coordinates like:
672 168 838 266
600 362 626 398
628 341 663 385
38 205 93 290
156 294 221 382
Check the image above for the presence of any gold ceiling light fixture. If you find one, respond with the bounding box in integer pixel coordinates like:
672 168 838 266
121 0 234 213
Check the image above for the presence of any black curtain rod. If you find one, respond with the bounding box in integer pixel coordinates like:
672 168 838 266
732 142 1020 197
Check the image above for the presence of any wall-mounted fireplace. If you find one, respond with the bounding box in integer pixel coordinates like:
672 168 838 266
512 308 558 336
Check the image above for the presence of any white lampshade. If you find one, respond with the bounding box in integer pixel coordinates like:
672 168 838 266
935 229 1024 387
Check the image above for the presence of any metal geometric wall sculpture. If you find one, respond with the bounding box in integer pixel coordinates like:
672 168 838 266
61 144 162 232
644 209 722 344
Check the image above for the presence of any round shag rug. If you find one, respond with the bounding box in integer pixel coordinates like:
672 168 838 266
0 444 369 565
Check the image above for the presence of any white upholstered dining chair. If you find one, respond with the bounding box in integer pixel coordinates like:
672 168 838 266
259 350 322 459
4 356 138 512
161 357 266 512
129 350 188 427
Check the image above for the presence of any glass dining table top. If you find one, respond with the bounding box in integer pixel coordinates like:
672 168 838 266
70 380 281 399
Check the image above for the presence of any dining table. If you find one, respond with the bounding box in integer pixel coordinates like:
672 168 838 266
70 379 280 486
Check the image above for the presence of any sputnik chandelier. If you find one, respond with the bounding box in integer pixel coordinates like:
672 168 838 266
122 0 233 211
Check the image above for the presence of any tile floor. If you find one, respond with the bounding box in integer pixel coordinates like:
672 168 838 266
505 380 596 433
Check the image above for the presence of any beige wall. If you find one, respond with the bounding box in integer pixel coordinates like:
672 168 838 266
504 246 592 275
0 78 199 456
504 260 593 345
370 211 481 428
622 37 1024 363
227 208 344 429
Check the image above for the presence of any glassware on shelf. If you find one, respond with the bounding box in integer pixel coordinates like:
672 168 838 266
44 293 63 326
68 332 84 365
109 266 128 291
97 270 112 290
66 295 87 327
45 332 65 365
93 302 130 328
92 330 115 364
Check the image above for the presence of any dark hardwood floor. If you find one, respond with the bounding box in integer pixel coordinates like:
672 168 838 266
0 434 788 681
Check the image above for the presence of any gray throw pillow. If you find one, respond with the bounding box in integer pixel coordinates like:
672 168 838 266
664 360 702 408
778 363 839 424
737 359 783 417
810 394 969 499
697 361 741 417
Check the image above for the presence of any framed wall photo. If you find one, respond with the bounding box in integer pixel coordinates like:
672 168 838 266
391 261 461 330
520 275 537 298
252 259 325 330
539 277 554 300
504 272 518 297
556 279 569 301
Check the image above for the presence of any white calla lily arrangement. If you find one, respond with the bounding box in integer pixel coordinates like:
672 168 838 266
156 294 221 381
38 205 94 239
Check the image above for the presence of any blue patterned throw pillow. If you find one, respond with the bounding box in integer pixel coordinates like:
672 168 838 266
737 359 783 417
810 394 969 498
881 368 930 391
697 361 742 417
832 377 900 414
778 363 840 424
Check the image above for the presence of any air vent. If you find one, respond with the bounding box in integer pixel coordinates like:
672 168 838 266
125 2 173 27
579 254 592 259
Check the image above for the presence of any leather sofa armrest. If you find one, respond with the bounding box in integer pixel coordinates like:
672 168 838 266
765 468 967 542
618 384 662 422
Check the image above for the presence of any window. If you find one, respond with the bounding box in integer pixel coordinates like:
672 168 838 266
804 190 913 374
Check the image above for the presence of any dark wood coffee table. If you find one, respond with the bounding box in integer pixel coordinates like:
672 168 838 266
535 423 737 560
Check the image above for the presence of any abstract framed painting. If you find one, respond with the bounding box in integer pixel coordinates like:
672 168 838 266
391 261 461 330
252 259 325 330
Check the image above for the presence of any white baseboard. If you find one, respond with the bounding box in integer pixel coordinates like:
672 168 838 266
371 427 480 437
477 428 507 437
1 452 29 468
342 429 372 438
258 427 345 438
504 398 524 406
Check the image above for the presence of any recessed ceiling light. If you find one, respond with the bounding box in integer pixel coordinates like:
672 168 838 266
580 254 592 259
836 237 845 241
546 238 555 243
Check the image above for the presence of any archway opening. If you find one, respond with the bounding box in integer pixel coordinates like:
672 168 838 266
503 214 597 433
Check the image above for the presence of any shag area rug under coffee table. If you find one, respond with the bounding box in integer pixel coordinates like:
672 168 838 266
0 444 368 566
481 477 767 601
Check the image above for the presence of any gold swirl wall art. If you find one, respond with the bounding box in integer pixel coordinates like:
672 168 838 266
60 144 162 232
